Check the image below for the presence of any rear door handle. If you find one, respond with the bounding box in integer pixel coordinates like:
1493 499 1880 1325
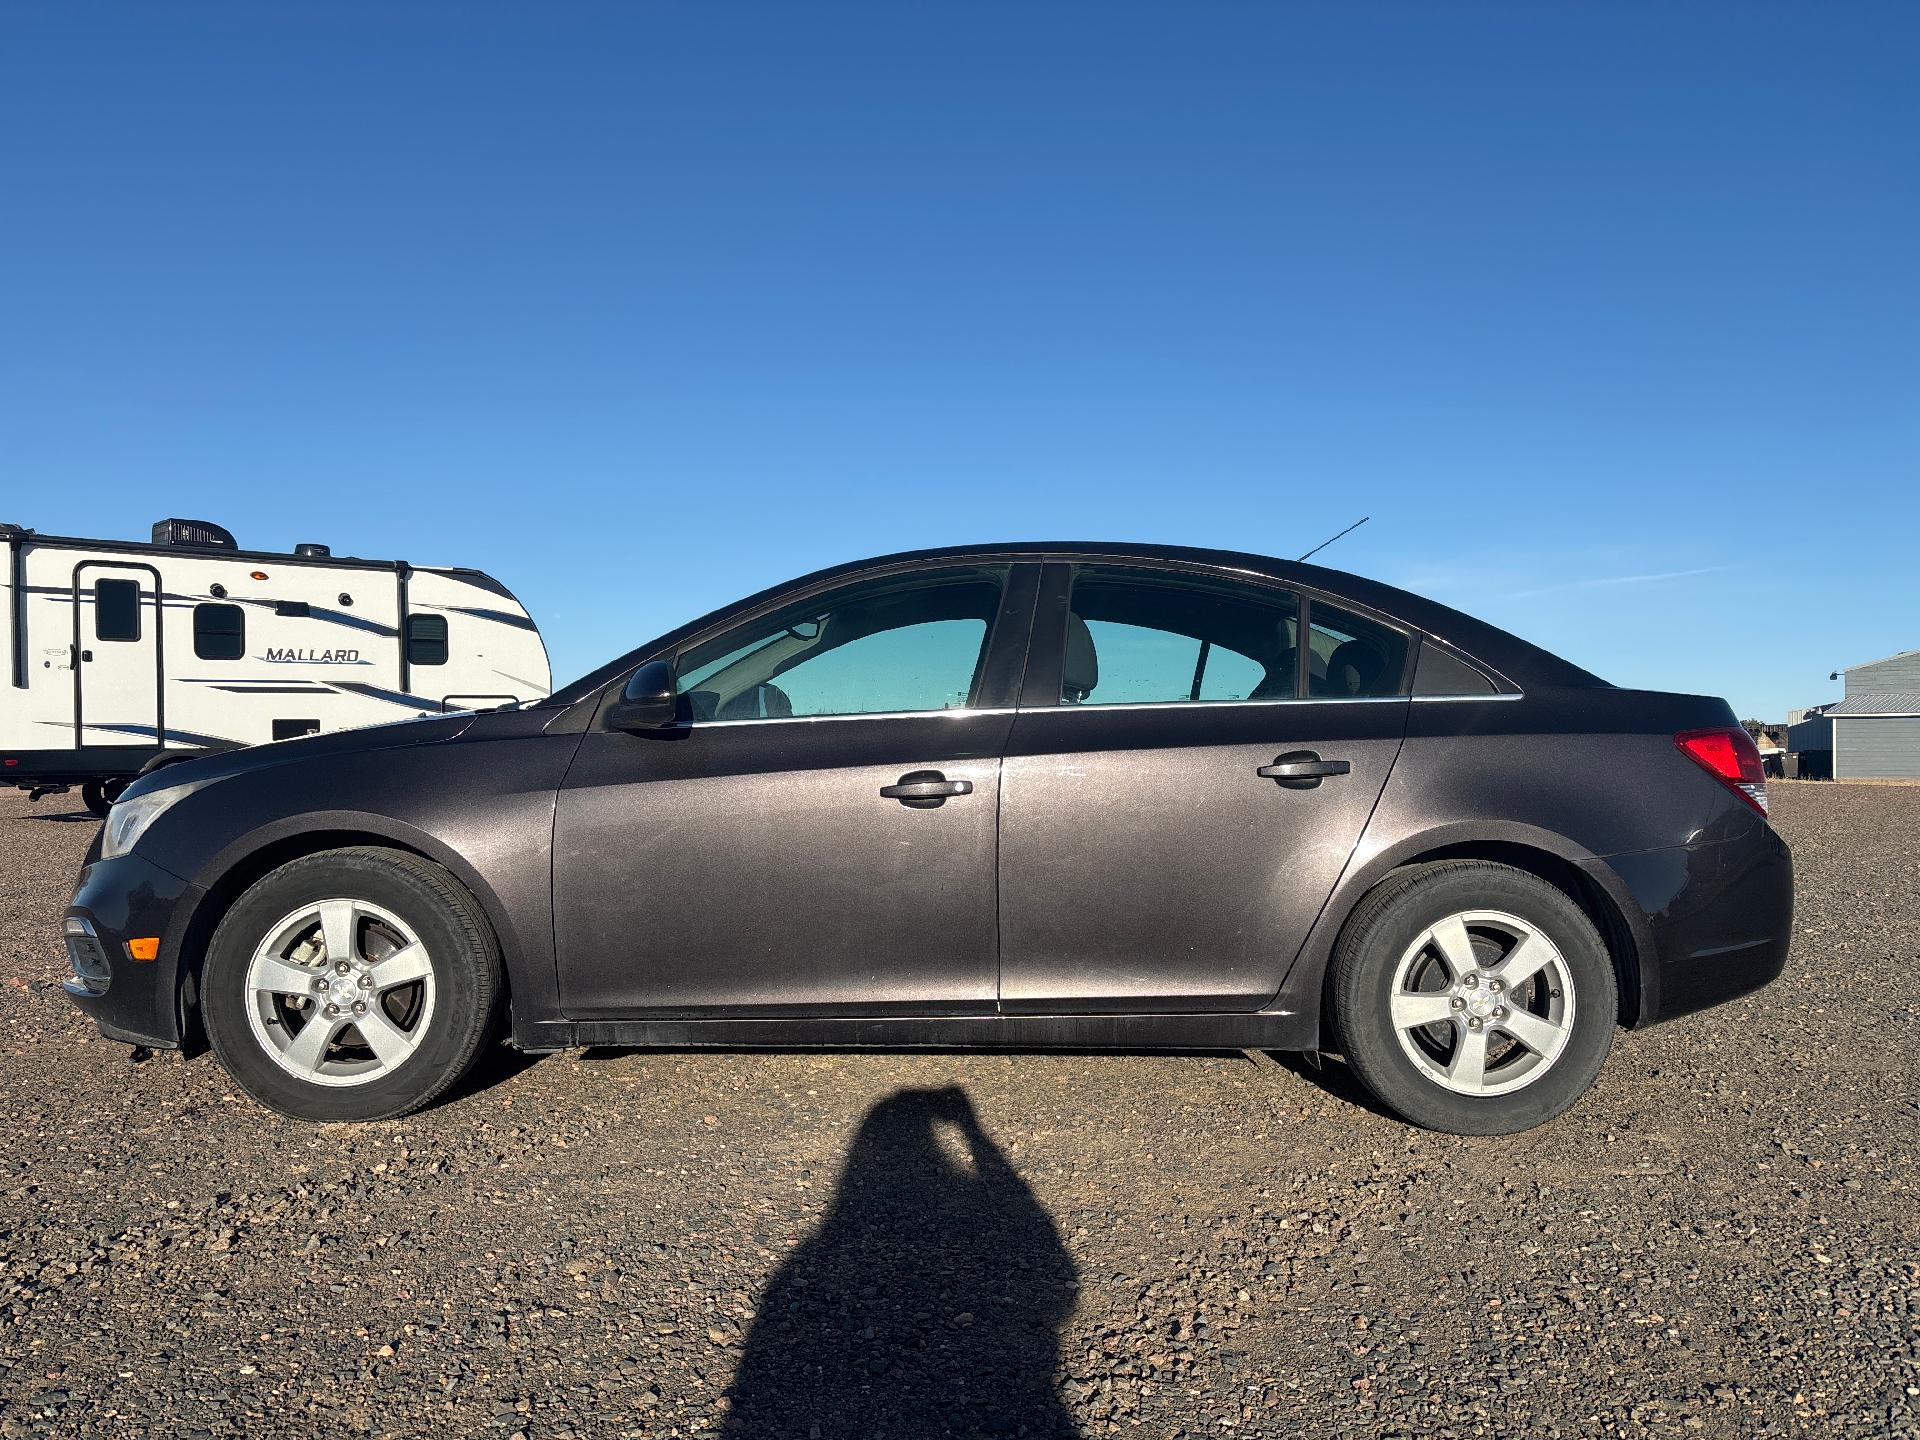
1257 752 1351 789
880 770 974 808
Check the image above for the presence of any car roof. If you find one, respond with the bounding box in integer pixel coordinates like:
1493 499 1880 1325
546 540 1605 705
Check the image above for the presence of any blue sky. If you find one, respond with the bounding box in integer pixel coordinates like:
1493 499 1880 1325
4 4 1914 719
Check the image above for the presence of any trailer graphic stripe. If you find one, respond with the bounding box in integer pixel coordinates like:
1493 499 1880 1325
42 720 241 748
323 680 439 711
444 605 539 631
24 587 544 636
175 678 332 689
23 585 401 638
173 594 398 637
205 685 336 695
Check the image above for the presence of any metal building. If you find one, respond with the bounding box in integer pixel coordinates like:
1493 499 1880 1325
1787 650 1920 780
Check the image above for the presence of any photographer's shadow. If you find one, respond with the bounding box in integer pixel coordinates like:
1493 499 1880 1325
723 1086 1080 1439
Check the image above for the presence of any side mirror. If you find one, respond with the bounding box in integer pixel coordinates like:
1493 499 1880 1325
606 659 680 731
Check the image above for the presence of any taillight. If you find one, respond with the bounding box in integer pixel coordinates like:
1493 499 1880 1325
1675 727 1769 817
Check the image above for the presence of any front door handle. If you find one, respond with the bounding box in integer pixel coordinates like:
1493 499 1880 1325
1257 752 1351 789
880 770 974 808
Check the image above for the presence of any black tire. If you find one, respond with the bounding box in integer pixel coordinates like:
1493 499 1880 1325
1329 861 1617 1135
201 847 503 1122
82 780 113 818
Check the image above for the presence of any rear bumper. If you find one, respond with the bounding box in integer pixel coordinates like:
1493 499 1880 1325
1587 824 1793 1027
61 852 203 1049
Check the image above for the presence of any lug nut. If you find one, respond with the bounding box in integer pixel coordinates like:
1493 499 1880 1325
1449 996 1466 1012
1487 978 1504 994
352 1000 368 1016
1462 974 1479 989
358 973 373 989
315 978 330 992
1466 1017 1483 1031
323 1003 340 1017
335 960 352 975
1492 1006 1508 1020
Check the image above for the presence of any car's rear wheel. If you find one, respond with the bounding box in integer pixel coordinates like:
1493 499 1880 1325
202 847 502 1121
1330 861 1617 1135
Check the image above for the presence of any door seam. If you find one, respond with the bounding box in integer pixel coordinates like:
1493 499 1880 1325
992 566 1044 1014
1260 708 1412 1010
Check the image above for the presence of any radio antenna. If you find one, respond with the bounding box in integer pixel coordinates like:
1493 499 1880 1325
1297 515 1369 563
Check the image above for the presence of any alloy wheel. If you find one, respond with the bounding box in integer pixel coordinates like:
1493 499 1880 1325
244 898 437 1088
1387 909 1576 1097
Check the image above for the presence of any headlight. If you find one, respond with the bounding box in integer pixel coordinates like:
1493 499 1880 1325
100 778 216 860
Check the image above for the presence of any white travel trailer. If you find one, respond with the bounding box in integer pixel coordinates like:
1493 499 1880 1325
3 518 551 814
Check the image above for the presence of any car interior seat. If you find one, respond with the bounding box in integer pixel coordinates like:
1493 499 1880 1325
1322 639 1387 697
1249 646 1298 700
1062 615 1099 702
716 682 795 720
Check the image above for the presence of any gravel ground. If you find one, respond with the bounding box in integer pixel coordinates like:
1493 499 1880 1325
1 782 1915 1439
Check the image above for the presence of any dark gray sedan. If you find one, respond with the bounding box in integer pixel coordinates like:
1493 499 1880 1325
61 542 1791 1133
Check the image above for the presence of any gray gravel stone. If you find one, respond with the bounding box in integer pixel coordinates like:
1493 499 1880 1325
0 783 1913 1437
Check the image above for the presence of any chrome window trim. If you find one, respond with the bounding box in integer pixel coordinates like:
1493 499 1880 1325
667 705 1018 729
1027 695 1409 714
652 692 1523 729
656 691 1518 729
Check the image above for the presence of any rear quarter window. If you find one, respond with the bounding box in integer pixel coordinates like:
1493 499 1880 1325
1413 640 1502 697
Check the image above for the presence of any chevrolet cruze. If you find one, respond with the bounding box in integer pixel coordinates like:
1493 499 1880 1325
60 543 1793 1134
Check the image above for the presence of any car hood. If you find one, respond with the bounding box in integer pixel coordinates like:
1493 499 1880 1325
119 712 481 802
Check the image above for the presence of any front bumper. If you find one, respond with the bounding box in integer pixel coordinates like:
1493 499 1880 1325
62 852 204 1049
1587 823 1794 1027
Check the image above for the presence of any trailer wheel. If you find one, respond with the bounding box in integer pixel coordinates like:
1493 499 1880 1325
81 780 122 818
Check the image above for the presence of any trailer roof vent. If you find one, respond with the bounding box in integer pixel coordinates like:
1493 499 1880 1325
153 518 237 550
294 542 331 557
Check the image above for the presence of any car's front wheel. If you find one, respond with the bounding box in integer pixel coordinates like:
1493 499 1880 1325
202 847 502 1121
1330 860 1617 1135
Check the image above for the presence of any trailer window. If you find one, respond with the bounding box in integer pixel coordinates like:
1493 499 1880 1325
407 614 448 667
93 579 141 642
193 603 246 660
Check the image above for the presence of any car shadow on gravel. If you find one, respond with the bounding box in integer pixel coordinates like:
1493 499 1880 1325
1261 1049 1405 1123
19 808 97 824
720 1085 1081 1438
430 1037 546 1108
578 1043 1404 1124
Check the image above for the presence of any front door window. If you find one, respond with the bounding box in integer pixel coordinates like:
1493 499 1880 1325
677 566 1009 720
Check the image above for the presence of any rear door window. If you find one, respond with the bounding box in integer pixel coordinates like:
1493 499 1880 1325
1059 566 1301 706
1305 600 1411 698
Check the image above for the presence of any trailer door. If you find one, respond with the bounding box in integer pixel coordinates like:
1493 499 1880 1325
72 562 163 748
